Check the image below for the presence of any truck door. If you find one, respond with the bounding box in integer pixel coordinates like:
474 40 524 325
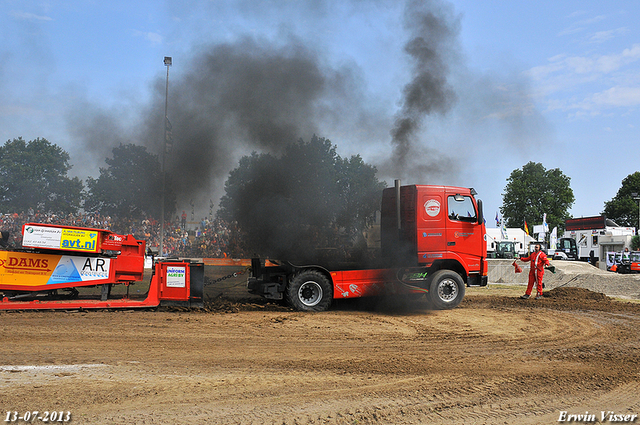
416 191 446 259
445 193 483 258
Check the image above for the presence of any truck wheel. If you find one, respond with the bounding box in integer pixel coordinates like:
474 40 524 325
427 270 465 310
286 270 333 312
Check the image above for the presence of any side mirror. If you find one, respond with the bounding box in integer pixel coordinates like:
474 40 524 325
477 199 484 225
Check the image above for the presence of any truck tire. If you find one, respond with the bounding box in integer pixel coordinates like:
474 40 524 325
427 270 465 310
286 269 333 312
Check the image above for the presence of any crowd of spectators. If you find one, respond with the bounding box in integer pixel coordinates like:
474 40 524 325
0 209 246 258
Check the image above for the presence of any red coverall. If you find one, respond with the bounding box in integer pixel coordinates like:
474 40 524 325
520 249 550 296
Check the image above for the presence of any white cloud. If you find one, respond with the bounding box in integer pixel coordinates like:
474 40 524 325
567 10 588 18
528 43 640 115
564 55 597 74
579 15 607 25
545 86 640 114
591 86 640 107
557 25 585 37
145 32 163 45
10 11 52 22
132 30 163 45
528 44 640 87
558 14 606 37
596 44 640 73
589 27 627 44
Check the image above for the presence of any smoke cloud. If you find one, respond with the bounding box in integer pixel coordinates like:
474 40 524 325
153 36 339 202
61 0 545 223
66 34 373 214
382 0 461 182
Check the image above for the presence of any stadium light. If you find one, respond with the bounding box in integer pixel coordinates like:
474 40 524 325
160 56 172 257
632 192 640 238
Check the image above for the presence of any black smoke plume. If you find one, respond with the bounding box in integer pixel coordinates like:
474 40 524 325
67 34 367 215
142 36 364 210
68 1 466 216
383 0 461 181
65 0 472 262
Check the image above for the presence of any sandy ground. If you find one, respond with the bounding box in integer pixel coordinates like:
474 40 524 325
1 263 640 424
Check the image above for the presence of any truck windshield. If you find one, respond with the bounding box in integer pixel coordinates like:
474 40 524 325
447 196 477 222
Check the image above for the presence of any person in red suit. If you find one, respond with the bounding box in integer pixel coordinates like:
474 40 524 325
519 243 550 299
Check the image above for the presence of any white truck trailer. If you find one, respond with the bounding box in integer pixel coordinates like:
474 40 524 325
563 216 636 265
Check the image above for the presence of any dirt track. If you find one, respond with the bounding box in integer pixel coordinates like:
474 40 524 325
1 268 640 424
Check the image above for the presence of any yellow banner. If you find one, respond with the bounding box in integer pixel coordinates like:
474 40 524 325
60 228 98 252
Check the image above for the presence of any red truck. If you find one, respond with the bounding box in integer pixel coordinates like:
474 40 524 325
248 183 488 311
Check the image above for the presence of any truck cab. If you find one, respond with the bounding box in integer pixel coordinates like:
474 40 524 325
380 184 488 287
249 184 488 312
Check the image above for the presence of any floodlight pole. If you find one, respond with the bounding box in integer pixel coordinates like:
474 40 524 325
633 192 640 238
160 56 172 257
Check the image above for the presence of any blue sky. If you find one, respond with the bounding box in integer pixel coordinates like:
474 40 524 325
1 0 639 225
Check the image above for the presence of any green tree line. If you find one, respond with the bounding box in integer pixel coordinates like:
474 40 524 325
0 137 174 220
2 138 639 251
0 136 385 257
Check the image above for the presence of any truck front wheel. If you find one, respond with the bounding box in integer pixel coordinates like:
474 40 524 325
427 270 465 310
286 270 333 312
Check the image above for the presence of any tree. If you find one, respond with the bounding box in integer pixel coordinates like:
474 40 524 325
602 172 640 228
0 137 84 214
85 144 175 220
501 162 574 233
334 154 386 234
217 135 385 260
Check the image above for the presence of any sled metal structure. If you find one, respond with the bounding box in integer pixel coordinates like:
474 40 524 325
0 223 204 310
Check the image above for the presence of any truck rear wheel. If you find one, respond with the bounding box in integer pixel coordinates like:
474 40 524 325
427 270 465 310
286 270 332 312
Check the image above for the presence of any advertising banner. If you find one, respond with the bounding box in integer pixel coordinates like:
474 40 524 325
166 266 186 288
22 225 99 253
0 252 111 287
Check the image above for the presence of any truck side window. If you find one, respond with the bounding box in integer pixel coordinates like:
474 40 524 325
447 195 477 222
